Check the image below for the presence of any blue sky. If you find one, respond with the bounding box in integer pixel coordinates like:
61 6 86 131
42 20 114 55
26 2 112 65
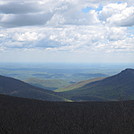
82 6 102 13
0 0 133 63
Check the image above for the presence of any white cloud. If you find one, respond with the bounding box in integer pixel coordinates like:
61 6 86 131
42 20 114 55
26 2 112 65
0 25 133 54
0 0 133 63
0 33 6 37
0 0 133 27
99 3 134 26
13 32 44 42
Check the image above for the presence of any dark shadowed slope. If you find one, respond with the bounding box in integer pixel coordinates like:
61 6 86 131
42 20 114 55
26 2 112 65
60 69 134 101
0 94 134 134
0 75 66 101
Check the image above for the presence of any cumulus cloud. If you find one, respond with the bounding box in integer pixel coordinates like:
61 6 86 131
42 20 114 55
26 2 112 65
99 3 134 27
0 0 133 63
0 25 133 54
13 32 44 42
0 2 42 14
0 13 53 27
0 0 133 27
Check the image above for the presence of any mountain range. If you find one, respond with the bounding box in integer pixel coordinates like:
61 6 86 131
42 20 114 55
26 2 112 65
0 75 66 101
0 68 134 101
59 68 134 101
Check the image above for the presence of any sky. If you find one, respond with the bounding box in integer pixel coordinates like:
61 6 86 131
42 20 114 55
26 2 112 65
0 0 134 63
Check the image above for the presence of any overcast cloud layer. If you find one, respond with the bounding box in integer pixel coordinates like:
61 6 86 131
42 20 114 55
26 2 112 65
0 0 134 63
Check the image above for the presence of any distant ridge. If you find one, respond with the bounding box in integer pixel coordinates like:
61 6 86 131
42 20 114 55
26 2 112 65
0 68 134 102
55 77 105 92
60 68 134 101
0 75 66 101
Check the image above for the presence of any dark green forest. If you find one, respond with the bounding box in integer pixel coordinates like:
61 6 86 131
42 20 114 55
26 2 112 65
0 94 134 134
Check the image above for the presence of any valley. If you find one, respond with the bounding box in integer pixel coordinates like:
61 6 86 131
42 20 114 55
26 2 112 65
0 62 133 91
0 0 133 133
0 63 134 102
0 63 134 134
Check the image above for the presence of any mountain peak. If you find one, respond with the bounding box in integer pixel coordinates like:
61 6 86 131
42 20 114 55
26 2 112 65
120 68 134 74
61 68 134 101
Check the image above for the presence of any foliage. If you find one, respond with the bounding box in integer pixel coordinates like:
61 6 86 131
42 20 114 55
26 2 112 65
55 77 105 92
0 94 134 134
0 75 66 101
25 78 70 90
59 69 134 101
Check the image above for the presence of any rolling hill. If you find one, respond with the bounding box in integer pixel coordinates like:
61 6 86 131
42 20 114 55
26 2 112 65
0 94 134 134
24 78 70 90
0 75 66 101
60 68 134 101
55 77 105 92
